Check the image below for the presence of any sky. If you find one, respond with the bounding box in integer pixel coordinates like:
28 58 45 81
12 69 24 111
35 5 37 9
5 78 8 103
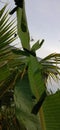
25 0 60 58
0 0 60 58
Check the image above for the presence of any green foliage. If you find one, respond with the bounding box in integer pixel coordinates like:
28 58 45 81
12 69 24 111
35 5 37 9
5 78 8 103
17 4 30 49
43 91 60 130
0 4 7 18
28 55 45 98
0 62 10 82
14 1 60 129
14 73 41 130
0 5 22 129
31 39 44 51
0 1 60 130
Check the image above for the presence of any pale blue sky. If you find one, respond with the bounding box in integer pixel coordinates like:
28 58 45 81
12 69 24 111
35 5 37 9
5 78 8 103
0 0 60 58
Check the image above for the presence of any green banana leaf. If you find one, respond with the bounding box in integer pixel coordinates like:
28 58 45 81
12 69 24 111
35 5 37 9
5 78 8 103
14 73 41 130
28 55 46 99
42 91 60 130
31 40 44 52
16 0 30 49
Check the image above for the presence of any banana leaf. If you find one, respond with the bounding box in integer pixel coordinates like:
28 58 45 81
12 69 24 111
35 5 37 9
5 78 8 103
16 0 30 49
42 91 60 130
14 73 41 130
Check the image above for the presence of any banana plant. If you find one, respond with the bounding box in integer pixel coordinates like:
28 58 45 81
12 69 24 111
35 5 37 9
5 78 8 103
10 0 60 130
0 1 60 130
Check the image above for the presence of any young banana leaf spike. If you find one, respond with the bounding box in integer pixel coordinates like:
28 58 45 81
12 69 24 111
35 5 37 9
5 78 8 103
31 90 47 115
9 0 23 15
21 15 27 32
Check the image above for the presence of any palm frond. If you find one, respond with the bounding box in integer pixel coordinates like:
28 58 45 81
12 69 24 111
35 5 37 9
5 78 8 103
0 4 7 18
0 5 17 53
0 68 19 99
40 53 60 83
0 5 21 92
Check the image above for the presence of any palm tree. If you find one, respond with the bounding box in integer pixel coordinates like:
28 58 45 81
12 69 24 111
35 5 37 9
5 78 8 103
0 4 24 130
0 2 60 130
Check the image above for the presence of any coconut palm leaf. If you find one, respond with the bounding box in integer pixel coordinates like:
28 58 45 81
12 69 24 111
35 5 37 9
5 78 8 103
0 5 20 84
0 5 16 52
0 68 19 99
0 5 26 129
40 53 60 82
0 4 7 18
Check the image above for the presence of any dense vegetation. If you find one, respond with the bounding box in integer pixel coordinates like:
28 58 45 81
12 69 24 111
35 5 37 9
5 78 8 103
0 1 60 130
